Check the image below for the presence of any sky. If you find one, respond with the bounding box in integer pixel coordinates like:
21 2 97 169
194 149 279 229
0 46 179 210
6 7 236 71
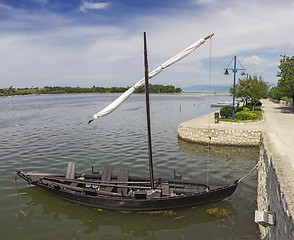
1 0 294 89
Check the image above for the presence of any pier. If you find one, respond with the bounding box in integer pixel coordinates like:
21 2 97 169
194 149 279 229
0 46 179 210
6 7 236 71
178 99 294 239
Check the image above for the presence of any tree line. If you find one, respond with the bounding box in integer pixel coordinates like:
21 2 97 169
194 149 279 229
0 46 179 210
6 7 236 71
0 84 182 97
231 54 294 108
268 55 294 104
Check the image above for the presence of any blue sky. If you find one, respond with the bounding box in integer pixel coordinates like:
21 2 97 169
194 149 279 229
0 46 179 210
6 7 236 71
1 0 294 89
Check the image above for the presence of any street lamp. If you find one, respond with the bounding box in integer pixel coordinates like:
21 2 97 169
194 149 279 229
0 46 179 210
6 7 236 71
224 56 246 120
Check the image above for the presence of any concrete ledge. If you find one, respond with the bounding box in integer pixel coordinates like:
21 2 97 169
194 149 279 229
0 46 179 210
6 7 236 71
178 125 261 146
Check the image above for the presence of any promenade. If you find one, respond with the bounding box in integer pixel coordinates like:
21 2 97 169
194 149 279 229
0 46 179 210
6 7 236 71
178 99 294 239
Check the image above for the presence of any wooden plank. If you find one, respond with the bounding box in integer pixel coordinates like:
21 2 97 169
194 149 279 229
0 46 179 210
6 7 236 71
65 161 75 179
101 166 113 192
161 183 170 196
117 169 129 195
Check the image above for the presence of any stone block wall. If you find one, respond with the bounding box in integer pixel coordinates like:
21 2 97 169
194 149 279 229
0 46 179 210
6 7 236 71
177 125 261 146
257 134 294 239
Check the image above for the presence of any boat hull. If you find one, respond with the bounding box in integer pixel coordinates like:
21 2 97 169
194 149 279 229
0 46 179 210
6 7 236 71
42 183 237 211
17 171 238 211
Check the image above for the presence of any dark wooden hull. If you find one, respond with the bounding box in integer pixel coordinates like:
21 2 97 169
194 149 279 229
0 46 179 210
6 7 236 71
43 183 237 211
16 170 238 211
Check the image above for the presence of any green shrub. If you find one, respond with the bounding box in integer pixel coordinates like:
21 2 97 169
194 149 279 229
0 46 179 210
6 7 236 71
220 107 232 118
220 106 250 118
235 106 244 113
235 110 258 120
281 96 293 103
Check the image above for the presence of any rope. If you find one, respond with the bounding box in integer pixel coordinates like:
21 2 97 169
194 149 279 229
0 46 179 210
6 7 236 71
86 123 91 168
206 35 213 191
237 158 262 183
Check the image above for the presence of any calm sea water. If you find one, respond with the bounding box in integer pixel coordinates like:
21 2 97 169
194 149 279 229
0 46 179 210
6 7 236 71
0 93 259 239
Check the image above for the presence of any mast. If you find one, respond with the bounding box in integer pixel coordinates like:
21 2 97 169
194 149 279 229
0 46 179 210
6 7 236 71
144 32 155 190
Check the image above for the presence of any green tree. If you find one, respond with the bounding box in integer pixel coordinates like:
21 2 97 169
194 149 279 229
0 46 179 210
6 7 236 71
268 86 283 100
276 55 294 104
250 75 269 110
231 75 269 111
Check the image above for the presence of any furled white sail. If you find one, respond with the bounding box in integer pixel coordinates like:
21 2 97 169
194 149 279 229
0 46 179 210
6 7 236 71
89 33 214 123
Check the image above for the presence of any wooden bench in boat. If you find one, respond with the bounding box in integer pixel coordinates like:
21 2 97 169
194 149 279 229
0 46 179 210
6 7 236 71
117 169 129 195
101 165 113 192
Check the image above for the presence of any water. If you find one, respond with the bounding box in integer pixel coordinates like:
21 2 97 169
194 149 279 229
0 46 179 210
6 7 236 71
0 93 259 239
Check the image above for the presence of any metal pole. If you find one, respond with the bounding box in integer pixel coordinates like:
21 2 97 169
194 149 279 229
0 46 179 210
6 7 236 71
143 32 155 190
232 56 237 120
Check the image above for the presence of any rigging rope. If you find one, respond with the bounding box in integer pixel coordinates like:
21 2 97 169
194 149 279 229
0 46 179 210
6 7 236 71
206 35 213 190
237 158 262 183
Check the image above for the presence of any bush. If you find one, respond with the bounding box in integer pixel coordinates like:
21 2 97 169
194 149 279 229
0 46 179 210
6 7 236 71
220 107 232 118
281 96 293 103
235 110 258 120
220 106 249 118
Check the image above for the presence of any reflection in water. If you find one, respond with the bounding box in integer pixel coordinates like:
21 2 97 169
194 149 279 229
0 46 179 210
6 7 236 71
178 138 259 183
178 137 259 160
18 186 237 238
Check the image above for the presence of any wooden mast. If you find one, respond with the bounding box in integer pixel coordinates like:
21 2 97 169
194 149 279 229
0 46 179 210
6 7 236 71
143 32 155 190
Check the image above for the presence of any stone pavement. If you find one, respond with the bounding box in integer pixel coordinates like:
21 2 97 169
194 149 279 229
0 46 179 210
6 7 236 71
261 99 294 167
178 103 266 146
178 99 294 235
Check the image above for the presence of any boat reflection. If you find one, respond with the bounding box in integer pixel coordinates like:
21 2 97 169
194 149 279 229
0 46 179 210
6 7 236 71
18 186 237 237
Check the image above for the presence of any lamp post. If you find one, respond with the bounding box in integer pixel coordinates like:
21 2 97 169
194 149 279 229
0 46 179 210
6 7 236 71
224 56 246 120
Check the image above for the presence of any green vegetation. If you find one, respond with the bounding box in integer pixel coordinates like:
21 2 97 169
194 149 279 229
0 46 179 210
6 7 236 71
220 105 262 122
230 74 269 111
221 74 268 122
269 55 294 104
0 84 182 97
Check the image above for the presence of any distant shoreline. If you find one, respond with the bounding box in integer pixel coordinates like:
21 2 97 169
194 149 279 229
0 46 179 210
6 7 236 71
0 84 182 97
183 90 231 96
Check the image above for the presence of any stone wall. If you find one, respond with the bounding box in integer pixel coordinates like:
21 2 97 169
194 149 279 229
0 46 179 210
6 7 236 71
177 125 261 146
257 134 294 239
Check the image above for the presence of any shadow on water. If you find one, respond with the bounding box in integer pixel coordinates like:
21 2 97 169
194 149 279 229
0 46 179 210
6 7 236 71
177 138 259 182
178 137 259 160
17 186 237 237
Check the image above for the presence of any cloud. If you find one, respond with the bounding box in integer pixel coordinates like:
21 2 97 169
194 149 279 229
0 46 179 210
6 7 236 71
1 0 293 88
243 55 265 66
33 0 48 3
79 1 110 13
0 3 13 10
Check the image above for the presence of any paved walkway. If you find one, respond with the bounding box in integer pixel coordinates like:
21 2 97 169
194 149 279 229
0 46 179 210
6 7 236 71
261 99 294 167
179 99 294 219
180 100 293 152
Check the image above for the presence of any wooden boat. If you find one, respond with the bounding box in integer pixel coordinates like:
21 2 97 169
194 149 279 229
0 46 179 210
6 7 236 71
16 32 239 211
16 166 238 211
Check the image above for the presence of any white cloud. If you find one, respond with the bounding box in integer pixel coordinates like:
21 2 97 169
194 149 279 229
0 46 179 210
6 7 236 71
0 0 293 88
0 3 13 10
33 0 48 3
79 1 110 13
243 55 265 66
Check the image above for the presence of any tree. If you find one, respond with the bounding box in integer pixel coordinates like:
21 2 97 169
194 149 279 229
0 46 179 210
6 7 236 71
268 86 283 100
250 75 269 110
231 75 269 111
276 55 294 104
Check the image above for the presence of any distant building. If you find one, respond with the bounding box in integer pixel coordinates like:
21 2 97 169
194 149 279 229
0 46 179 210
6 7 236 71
4 86 17 90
